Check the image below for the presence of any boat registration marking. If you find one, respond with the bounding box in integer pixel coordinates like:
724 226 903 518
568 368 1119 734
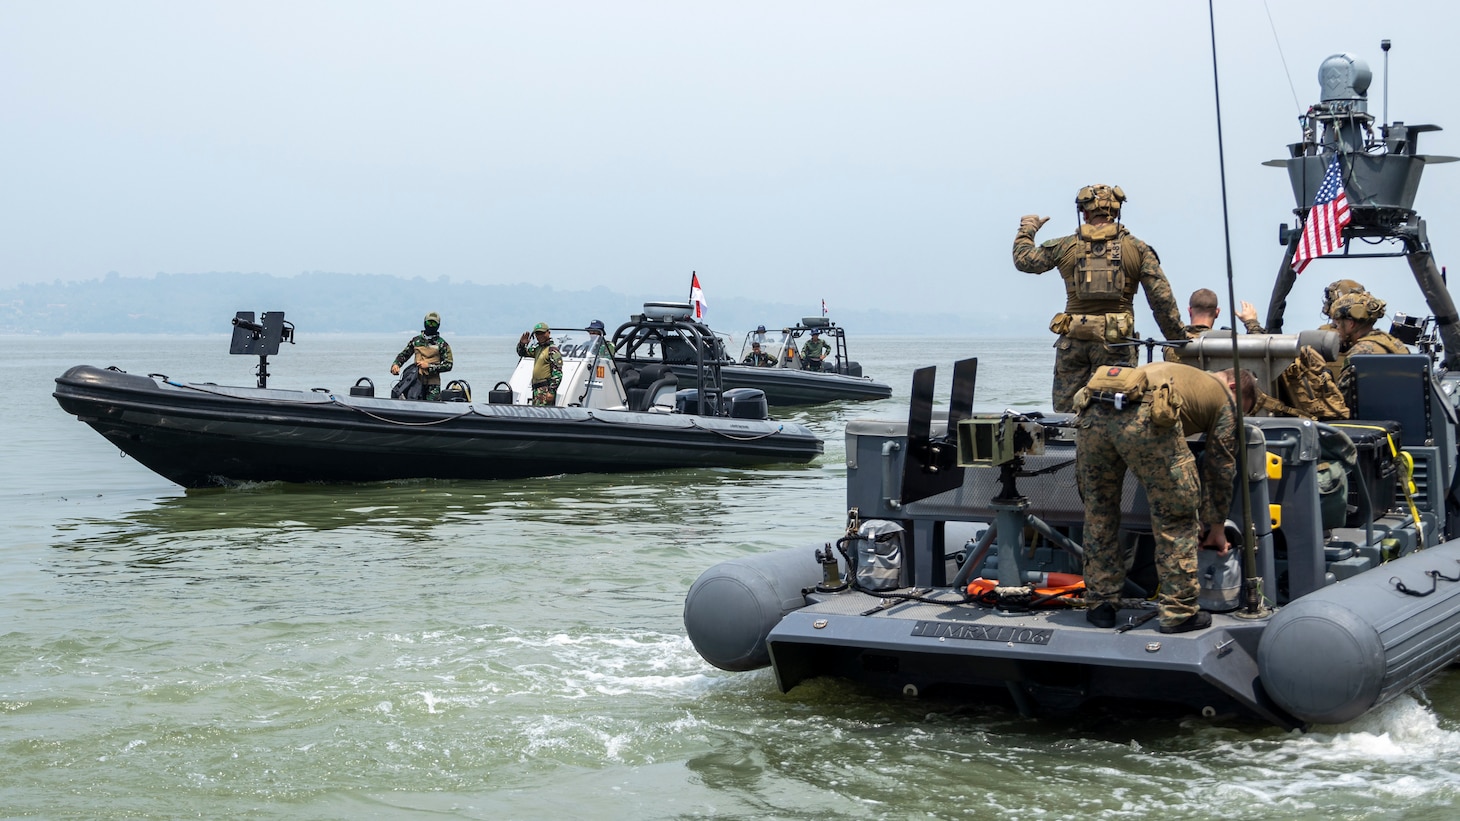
910 621 1052 645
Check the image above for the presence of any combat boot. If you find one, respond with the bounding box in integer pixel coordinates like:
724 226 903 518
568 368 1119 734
1086 603 1117 629
1158 611 1212 634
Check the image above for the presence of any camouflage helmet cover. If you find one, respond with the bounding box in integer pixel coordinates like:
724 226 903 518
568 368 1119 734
1329 292 1386 322
1076 184 1126 218
1321 279 1367 317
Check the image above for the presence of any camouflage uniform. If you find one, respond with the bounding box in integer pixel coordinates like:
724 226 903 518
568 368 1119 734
517 334 564 406
1163 323 1211 364
1331 292 1409 409
1013 219 1185 412
1075 362 1238 628
801 336 831 371
1249 388 1304 418
392 330 453 401
1337 328 1409 410
743 349 778 367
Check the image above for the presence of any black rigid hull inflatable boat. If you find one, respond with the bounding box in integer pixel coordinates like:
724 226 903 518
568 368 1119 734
617 306 892 406
54 309 822 488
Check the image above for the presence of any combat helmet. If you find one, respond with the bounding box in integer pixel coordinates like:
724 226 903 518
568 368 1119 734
1330 292 1386 322
1321 279 1367 317
1076 184 1126 220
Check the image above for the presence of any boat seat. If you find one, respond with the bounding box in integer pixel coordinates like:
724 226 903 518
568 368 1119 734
626 364 678 411
1347 354 1431 446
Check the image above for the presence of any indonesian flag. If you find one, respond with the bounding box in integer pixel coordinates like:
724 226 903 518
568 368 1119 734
690 272 707 319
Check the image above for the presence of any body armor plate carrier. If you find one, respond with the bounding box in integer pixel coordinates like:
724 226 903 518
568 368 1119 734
1076 236 1125 302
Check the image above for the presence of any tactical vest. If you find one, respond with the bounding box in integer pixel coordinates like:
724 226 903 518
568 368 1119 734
1063 225 1142 316
413 338 444 385
1354 330 1409 355
530 343 557 385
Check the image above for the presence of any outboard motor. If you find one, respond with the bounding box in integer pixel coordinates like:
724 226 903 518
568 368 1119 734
722 388 769 420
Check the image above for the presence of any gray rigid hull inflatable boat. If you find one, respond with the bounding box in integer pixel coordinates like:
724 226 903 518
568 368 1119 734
685 49 1460 729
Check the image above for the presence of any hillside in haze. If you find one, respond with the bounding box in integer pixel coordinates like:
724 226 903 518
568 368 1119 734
0 271 987 336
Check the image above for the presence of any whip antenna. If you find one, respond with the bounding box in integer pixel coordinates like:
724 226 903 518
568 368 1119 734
1208 0 1265 616
1382 39 1391 128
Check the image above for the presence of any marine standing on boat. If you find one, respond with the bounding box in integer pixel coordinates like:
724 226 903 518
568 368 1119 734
1164 288 1221 364
585 320 615 357
1013 184 1185 412
1073 362 1255 633
517 322 563 406
801 330 831 371
389 312 454 401
743 341 777 367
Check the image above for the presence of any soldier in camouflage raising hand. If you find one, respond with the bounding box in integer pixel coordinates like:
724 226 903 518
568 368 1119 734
1013 184 1186 412
516 322 563 406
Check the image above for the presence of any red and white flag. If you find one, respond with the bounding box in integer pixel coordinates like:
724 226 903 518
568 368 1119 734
1291 154 1352 275
690 272 707 319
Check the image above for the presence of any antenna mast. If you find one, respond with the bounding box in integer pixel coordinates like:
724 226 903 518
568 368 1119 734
1382 39 1391 128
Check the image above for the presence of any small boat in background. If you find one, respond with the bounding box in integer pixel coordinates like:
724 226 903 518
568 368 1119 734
616 305 892 406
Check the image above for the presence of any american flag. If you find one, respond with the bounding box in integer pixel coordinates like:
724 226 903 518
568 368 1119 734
1291 155 1351 275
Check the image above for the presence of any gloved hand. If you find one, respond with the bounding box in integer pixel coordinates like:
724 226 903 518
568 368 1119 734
1019 214 1050 235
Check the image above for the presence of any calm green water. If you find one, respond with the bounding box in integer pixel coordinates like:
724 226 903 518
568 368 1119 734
6 333 1460 819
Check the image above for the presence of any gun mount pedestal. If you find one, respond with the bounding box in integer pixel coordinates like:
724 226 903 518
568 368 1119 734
229 311 294 388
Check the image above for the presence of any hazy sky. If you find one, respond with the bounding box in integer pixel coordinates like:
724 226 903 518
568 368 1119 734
4 0 1457 325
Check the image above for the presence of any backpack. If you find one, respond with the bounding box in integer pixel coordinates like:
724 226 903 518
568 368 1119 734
1277 345 1349 421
